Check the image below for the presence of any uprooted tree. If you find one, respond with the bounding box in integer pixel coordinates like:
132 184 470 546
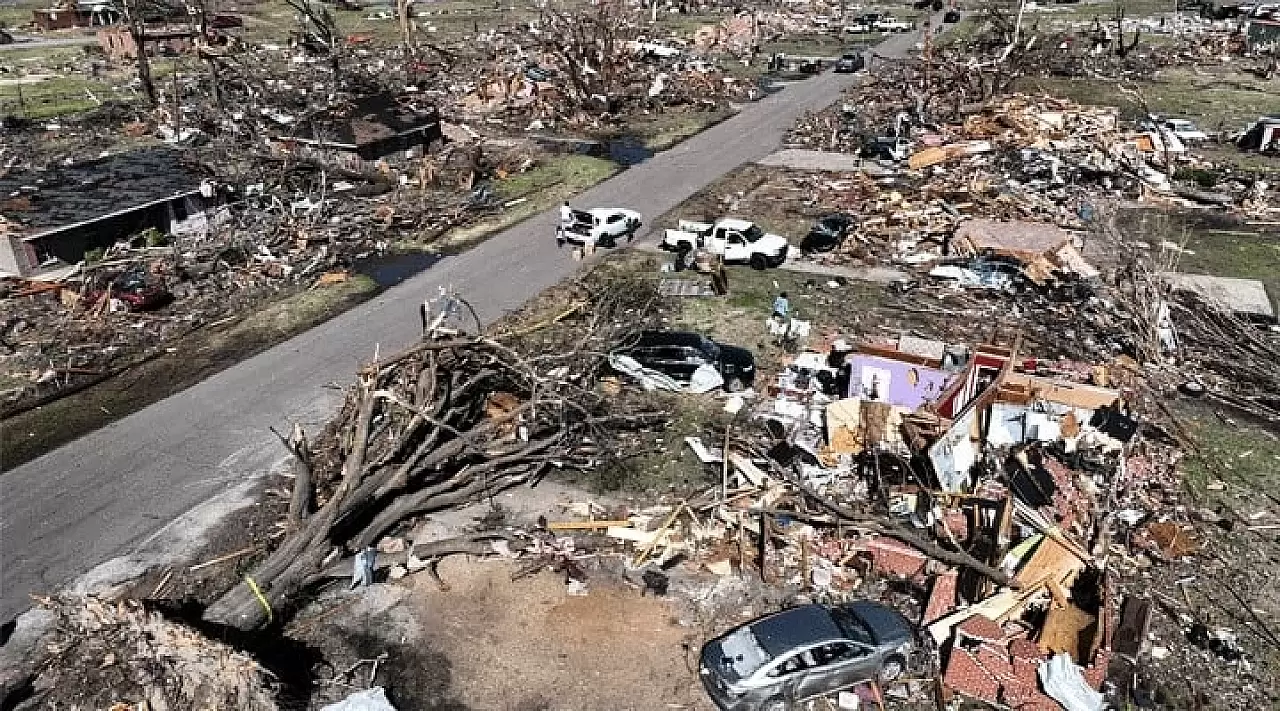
203 285 663 630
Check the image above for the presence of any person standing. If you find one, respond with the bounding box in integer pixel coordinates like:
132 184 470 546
557 201 573 249
772 291 790 320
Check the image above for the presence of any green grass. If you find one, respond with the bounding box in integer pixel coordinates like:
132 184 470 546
1177 400 1280 502
1117 208 1280 314
437 154 618 251
0 74 114 119
620 108 734 151
1024 0 1173 23
1014 67 1278 131
676 264 883 359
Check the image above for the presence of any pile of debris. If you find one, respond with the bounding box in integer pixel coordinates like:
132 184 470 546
551 329 1149 708
13 595 278 710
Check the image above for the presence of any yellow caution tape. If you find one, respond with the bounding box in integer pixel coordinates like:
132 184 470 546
244 575 273 624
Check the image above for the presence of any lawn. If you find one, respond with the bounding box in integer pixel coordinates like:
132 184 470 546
1015 66 1278 131
1118 208 1280 315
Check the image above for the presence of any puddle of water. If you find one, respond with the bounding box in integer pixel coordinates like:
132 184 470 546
355 250 445 287
603 136 654 166
529 134 655 167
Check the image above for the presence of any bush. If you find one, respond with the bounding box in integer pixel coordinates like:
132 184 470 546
1174 167 1220 189
83 248 105 264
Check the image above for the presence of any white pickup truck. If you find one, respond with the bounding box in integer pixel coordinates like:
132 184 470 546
874 17 915 32
661 218 790 270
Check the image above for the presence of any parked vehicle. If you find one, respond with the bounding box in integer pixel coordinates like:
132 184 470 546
700 602 917 711
83 271 173 312
863 136 914 162
661 218 790 270
612 330 755 391
1161 118 1209 142
562 207 643 247
873 16 914 32
800 213 855 254
833 53 865 73
842 22 871 33
943 9 962 22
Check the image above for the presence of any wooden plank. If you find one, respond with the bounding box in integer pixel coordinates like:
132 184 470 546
1113 596 1152 658
729 453 770 487
1038 603 1098 663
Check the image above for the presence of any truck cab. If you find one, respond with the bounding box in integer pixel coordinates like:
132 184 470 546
662 218 790 270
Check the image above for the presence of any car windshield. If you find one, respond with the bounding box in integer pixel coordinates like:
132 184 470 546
742 225 765 243
842 54 858 60
717 627 770 680
699 336 721 359
829 607 876 646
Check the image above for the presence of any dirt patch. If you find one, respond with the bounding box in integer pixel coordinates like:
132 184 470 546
408 559 709 711
295 559 712 711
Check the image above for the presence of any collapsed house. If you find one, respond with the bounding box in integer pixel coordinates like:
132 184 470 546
271 92 444 170
0 148 215 278
598 328 1140 709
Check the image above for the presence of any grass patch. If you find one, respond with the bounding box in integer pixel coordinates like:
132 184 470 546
1014 67 1277 131
1120 208 1280 314
1176 399 1280 502
436 154 618 251
676 265 883 367
0 274 378 470
622 108 734 151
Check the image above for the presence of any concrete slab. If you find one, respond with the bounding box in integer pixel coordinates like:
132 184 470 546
1163 273 1275 319
757 148 864 172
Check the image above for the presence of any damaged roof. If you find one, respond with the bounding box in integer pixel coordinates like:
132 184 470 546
297 93 439 149
0 147 207 237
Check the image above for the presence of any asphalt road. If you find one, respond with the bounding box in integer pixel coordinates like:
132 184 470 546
0 26 933 622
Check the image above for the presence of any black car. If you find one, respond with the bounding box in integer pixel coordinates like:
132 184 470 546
613 330 755 391
943 9 962 22
833 53 865 73
800 213 855 254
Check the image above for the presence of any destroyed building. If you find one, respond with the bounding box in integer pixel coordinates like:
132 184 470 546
0 148 213 278
31 0 120 30
98 25 198 60
275 93 444 165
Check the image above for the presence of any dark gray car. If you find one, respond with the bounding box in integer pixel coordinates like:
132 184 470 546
699 602 916 711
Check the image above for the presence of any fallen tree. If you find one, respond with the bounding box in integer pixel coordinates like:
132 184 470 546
204 285 662 630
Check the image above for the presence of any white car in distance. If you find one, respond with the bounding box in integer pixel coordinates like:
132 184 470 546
1162 118 1210 143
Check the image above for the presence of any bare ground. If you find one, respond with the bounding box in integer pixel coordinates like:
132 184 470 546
295 560 713 711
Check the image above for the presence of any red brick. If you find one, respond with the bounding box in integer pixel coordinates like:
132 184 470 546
858 537 928 579
957 615 1006 644
923 569 959 624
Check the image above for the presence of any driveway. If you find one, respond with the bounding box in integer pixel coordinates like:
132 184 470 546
0 23 938 622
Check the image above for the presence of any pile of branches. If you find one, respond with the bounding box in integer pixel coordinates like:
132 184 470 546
1168 291 1280 411
20 595 278 710
205 283 663 630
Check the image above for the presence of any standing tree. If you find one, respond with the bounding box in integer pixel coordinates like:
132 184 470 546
119 0 158 106
285 0 343 84
536 0 643 113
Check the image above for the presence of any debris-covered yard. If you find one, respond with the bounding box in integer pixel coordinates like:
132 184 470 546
1 0 853 466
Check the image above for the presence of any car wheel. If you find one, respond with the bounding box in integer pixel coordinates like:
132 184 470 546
749 253 768 270
879 655 906 683
725 377 745 393
761 698 790 711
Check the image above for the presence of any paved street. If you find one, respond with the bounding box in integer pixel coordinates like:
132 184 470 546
0 24 935 622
